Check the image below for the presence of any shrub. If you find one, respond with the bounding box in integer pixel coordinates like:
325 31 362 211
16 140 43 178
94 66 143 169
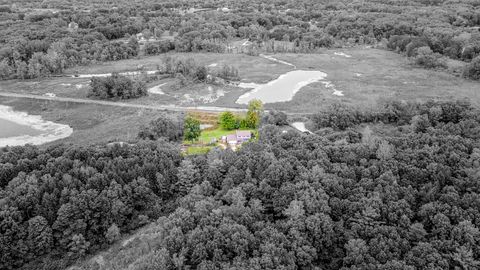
88 73 147 99
463 56 480 80
138 116 184 141
216 65 239 81
406 39 429 57
414 47 447 69
219 112 237 130
411 114 431 133
262 110 288 126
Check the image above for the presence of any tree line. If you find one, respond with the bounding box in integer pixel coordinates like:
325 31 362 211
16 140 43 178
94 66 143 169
2 0 478 80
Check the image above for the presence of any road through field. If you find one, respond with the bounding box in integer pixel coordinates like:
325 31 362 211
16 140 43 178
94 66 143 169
0 92 249 113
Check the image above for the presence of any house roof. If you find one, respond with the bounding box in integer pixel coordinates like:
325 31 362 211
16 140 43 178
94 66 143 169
226 134 237 142
236 130 251 137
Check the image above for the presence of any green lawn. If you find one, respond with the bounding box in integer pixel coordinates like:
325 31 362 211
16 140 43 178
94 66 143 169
188 128 254 145
183 127 255 155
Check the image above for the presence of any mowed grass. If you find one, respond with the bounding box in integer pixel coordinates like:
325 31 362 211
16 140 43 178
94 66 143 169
184 127 254 145
185 146 214 155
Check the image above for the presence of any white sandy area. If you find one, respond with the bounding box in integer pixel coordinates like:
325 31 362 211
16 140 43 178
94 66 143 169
237 82 262 89
334 52 352 58
259 54 297 68
0 105 73 147
148 83 167 95
73 70 157 78
208 63 218 67
319 81 344 96
291 122 313 134
242 40 252 46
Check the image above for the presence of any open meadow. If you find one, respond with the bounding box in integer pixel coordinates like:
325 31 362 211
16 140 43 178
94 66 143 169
2 48 478 114
0 96 175 146
1 47 479 144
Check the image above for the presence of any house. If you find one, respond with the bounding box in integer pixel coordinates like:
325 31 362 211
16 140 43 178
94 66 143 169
222 130 252 147
235 130 251 143
226 134 237 146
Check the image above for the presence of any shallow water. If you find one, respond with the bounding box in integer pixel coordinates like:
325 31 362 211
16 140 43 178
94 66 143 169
291 122 313 134
0 118 42 138
148 83 167 95
236 70 327 104
0 105 73 147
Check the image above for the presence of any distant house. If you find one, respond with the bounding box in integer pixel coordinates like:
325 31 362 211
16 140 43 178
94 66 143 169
68 22 78 32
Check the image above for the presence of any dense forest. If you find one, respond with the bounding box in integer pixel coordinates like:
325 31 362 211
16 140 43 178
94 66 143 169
0 0 479 79
2 100 480 269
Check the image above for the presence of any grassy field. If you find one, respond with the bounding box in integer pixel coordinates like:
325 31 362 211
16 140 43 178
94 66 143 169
0 96 175 146
195 128 254 145
265 48 479 112
1 47 479 148
2 48 478 115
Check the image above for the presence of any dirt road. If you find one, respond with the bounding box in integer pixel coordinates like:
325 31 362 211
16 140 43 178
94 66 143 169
0 92 248 113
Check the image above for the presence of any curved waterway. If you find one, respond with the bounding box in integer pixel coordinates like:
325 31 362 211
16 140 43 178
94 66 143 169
236 70 327 104
0 105 73 147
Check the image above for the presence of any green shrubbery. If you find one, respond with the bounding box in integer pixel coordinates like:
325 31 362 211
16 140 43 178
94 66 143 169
218 100 263 130
463 56 480 80
414 46 447 69
162 56 209 82
138 115 184 142
88 73 147 99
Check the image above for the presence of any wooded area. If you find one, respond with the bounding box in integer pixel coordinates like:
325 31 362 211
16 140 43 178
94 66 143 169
0 0 479 79
1 100 480 269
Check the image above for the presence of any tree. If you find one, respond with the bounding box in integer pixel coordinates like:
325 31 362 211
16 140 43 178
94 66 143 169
105 223 120 244
68 234 90 259
27 216 52 258
246 99 263 129
463 56 480 80
262 110 288 126
138 116 183 141
184 116 201 143
411 114 430 133
414 46 446 69
219 112 237 130
89 73 147 100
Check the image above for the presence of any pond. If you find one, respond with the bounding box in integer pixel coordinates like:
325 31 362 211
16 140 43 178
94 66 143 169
236 70 327 104
0 105 73 147
291 122 313 134
0 118 43 138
